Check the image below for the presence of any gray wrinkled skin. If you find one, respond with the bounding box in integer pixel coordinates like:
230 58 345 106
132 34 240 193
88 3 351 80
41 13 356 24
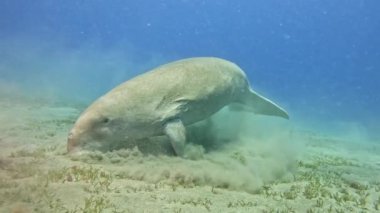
67 57 289 156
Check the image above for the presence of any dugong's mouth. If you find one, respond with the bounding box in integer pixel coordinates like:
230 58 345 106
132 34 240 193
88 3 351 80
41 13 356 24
67 132 76 152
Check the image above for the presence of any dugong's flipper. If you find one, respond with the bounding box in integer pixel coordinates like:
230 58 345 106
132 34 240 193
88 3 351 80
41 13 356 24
236 89 289 119
164 119 186 156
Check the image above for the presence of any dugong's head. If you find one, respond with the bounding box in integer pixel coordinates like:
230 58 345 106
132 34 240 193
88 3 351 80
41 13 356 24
67 97 124 153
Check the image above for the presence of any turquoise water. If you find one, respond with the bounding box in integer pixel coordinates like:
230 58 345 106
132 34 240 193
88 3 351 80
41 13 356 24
1 1 379 133
0 1 379 212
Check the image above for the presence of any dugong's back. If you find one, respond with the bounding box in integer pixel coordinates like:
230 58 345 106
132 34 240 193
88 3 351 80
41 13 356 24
110 57 249 125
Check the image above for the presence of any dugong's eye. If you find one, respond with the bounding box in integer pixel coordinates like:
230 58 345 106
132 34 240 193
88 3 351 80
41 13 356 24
102 117 110 124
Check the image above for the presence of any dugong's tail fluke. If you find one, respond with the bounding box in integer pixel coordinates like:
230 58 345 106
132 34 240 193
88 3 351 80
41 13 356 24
237 89 289 119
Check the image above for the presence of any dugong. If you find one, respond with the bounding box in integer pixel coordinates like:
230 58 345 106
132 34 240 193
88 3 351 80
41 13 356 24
67 57 289 156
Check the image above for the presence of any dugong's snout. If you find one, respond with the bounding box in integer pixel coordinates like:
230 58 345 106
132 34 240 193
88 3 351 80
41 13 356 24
67 126 92 153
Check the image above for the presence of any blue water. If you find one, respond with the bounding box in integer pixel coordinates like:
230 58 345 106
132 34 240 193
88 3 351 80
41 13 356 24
1 0 379 137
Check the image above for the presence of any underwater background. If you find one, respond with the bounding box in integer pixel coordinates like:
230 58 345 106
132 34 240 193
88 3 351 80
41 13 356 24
0 0 380 212
1 0 379 136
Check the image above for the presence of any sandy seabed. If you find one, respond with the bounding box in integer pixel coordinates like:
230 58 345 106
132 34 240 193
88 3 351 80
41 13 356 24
0 96 379 213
